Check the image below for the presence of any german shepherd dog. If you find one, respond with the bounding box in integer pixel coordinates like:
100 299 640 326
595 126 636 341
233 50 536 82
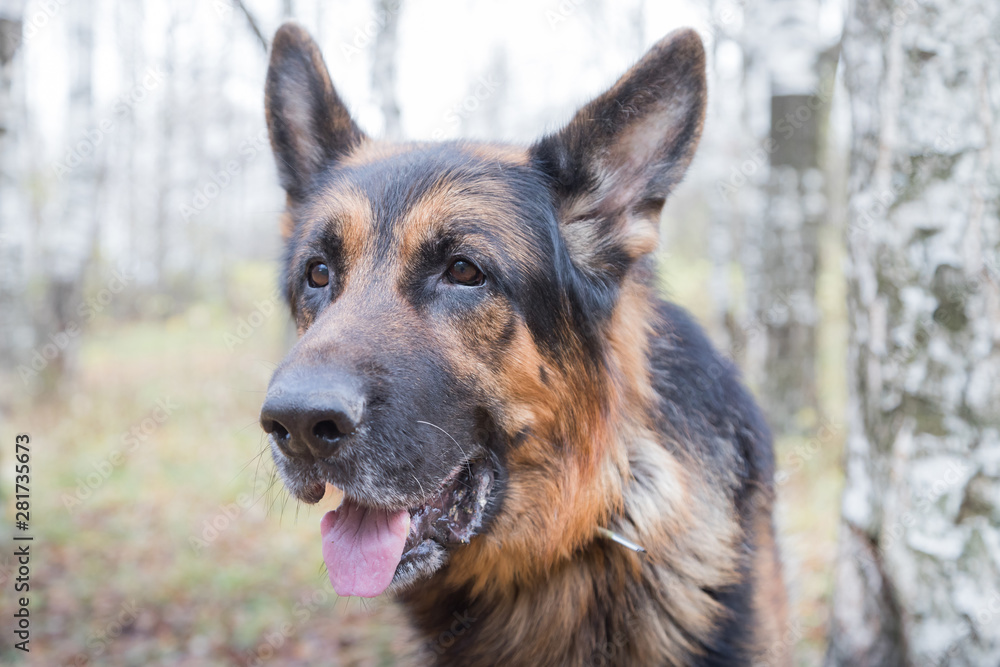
259 22 789 666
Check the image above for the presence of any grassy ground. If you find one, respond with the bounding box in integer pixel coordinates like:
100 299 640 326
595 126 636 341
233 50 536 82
0 254 845 665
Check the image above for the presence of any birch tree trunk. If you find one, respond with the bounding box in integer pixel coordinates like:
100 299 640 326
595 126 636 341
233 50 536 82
744 0 832 434
115 0 141 266
703 0 748 357
43 0 99 386
153 7 177 287
734 2 775 384
371 0 402 140
827 0 1000 664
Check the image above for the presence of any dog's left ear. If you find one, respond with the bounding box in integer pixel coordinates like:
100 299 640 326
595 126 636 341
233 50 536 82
265 23 367 204
530 28 706 275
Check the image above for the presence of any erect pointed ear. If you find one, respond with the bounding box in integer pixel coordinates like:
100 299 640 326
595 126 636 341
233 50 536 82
265 23 367 203
530 28 706 276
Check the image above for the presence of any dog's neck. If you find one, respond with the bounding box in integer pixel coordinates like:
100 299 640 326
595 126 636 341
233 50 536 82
398 430 746 667
400 539 646 665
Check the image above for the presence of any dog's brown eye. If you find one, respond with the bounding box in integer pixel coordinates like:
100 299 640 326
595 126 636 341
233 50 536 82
447 259 484 286
307 262 330 288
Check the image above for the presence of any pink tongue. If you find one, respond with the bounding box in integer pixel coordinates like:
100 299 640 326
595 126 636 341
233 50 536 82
320 500 410 598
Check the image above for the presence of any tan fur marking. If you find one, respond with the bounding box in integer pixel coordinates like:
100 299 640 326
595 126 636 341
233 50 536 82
311 185 374 271
279 209 296 240
461 142 530 167
395 174 538 275
338 139 416 169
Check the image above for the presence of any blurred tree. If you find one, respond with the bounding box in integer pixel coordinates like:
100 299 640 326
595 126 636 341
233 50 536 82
313 0 325 43
742 0 836 435
115 0 142 266
154 7 178 287
703 0 752 358
41 0 100 387
234 0 268 52
459 49 508 140
827 0 1000 664
371 0 402 139
0 0 28 372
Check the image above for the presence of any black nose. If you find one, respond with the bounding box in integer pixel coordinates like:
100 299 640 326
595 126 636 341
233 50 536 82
260 369 365 460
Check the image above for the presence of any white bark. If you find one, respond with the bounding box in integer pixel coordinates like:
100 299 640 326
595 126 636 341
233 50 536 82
153 7 178 285
40 0 99 384
828 0 1000 664
742 0 832 433
371 0 402 140
116 0 137 259
703 0 745 355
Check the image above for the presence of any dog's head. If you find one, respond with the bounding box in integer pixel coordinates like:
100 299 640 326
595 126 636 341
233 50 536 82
260 23 706 598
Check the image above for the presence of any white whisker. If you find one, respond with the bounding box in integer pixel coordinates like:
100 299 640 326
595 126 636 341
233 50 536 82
416 420 476 482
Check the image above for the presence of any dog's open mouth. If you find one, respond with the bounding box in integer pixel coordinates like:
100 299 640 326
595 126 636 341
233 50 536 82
316 457 496 598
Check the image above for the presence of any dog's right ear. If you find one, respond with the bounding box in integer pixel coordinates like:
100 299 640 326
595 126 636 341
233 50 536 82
265 23 366 203
530 29 706 280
